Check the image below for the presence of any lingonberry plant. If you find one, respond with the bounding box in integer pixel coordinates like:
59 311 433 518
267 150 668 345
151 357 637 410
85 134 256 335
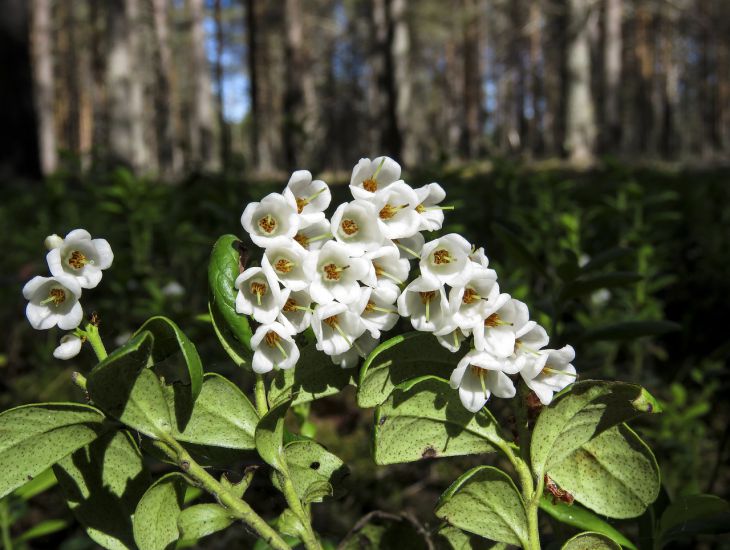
3 156 724 550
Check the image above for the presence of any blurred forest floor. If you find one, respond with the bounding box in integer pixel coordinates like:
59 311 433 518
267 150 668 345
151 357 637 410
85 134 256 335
1 160 729 548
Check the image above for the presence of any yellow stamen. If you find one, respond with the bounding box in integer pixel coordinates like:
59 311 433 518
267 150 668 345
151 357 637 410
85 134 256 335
274 258 295 273
373 263 403 284
340 219 359 236
250 281 267 305
258 214 277 234
67 250 88 270
323 263 348 281
41 288 67 306
485 313 513 328
323 315 353 346
379 203 408 220
294 233 309 249
432 249 452 265
541 365 577 378
364 301 396 314
462 288 480 304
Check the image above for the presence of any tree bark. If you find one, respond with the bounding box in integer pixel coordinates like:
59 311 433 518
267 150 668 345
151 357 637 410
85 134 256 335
527 0 544 155
188 0 216 170
214 0 230 170
30 0 56 175
391 0 416 165
565 0 597 166
151 0 181 176
602 0 622 151
462 0 484 158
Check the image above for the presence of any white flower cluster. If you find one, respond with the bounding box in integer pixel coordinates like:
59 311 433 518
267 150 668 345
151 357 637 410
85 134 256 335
237 156 577 411
22 229 114 359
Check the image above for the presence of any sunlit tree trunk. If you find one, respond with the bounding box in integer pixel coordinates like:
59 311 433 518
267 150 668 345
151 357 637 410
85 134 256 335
214 0 230 170
30 0 56 175
602 0 621 151
391 0 416 165
152 0 181 176
565 0 596 166
527 0 544 156
188 0 216 170
462 0 484 158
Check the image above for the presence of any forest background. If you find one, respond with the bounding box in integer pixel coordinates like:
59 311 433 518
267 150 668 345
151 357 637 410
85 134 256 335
0 0 729 547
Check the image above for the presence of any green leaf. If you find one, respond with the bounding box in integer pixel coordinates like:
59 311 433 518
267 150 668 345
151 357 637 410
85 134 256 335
135 316 203 402
358 332 465 408
275 508 306 538
255 398 292 471
12 468 57 501
270 341 355 406
208 301 248 368
208 235 253 357
220 466 257 498
166 373 259 450
272 439 348 503
548 425 660 519
562 532 621 550
435 466 528 547
658 494 730 546
530 381 660 480
87 336 173 439
133 473 186 550
0 403 108 499
539 497 637 549
13 519 70 544
434 524 506 549
178 503 234 543
578 321 681 343
54 430 152 550
559 272 642 301
373 377 501 465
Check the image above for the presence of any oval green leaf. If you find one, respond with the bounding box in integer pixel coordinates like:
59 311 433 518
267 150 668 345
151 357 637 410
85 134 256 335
562 532 621 550
0 403 108 499
548 425 660 519
270 341 355 406
135 316 203 402
373 377 502 465
434 524 507 549
166 373 259 449
658 494 730 546
208 234 253 355
133 473 186 550
178 503 234 543
272 439 348 503
88 336 173 439
435 466 528 547
531 380 660 480
54 430 152 550
539 497 637 549
358 332 465 408
255 398 292 471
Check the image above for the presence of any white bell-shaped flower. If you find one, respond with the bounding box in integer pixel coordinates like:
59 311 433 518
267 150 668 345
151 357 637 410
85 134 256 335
304 241 370 305
292 219 331 251
311 301 367 356
46 229 113 289
420 233 473 286
414 183 448 232
53 334 83 360
241 193 300 248
449 349 520 413
469 246 490 268
283 170 330 228
235 261 288 324
349 156 401 201
263 239 310 291
330 200 385 256
397 276 449 332
392 232 425 261
372 181 421 239
23 274 83 330
44 233 64 250
277 288 313 334
331 332 379 368
449 266 500 329
365 244 410 293
436 326 470 353
250 322 299 373
352 285 399 338
473 296 531 358
521 345 577 405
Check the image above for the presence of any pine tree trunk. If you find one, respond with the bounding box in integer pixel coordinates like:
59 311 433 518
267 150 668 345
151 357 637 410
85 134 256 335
30 0 56 175
602 0 621 151
391 0 416 165
214 0 230 170
188 0 216 170
565 0 596 166
152 0 181 176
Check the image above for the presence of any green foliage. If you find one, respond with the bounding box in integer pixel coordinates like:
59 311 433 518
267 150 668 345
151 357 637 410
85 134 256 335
561 532 621 550
435 466 528 547
255 398 292 472
373 377 500 465
54 430 151 550
656 494 730 547
178 503 234 544
357 332 467 408
0 403 108 499
133 473 186 550
270 341 355 406
272 439 348 503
